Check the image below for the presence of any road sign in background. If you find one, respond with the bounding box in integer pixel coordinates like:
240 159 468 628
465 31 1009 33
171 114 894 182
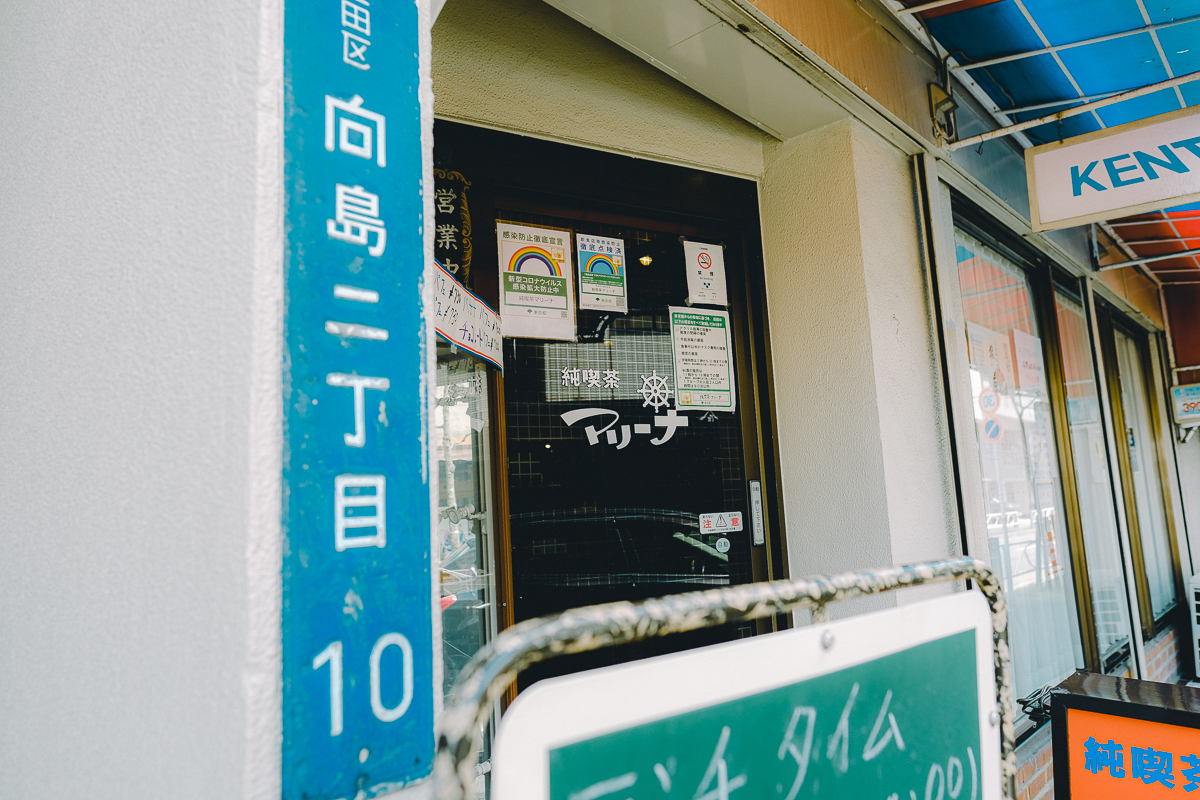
282 1 435 798
493 592 1001 800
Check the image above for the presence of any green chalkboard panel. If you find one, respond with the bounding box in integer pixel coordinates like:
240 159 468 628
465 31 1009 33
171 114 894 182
549 631 981 800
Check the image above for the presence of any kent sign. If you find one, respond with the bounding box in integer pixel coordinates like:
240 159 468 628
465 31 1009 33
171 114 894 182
1027 105 1200 232
493 593 1002 800
281 1 436 798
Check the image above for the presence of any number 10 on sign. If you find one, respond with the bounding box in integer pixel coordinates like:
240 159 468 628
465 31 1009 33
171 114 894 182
313 634 415 737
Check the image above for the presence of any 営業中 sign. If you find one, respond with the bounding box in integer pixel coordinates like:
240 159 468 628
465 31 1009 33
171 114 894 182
497 222 575 340
1027 105 1200 232
670 307 735 412
1173 383 1200 427
433 259 502 370
577 233 628 313
493 592 1000 800
434 169 471 282
1050 671 1200 799
683 240 728 306
282 1 437 798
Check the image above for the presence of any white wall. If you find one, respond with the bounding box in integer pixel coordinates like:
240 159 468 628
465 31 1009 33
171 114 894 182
0 0 281 796
1177 436 1200 576
433 0 769 178
759 119 960 613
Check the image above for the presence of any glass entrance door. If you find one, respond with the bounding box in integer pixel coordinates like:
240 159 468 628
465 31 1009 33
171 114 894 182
432 119 780 692
1112 327 1180 628
500 212 759 687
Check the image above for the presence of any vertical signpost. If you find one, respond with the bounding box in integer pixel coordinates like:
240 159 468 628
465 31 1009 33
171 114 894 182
282 1 435 798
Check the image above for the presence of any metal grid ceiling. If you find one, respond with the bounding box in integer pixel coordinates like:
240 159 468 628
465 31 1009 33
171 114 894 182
894 0 1200 279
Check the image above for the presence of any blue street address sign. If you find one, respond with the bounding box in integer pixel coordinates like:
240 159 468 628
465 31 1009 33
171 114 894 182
282 2 434 798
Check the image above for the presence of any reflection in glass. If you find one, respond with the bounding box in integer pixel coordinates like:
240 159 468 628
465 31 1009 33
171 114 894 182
1056 293 1133 674
500 213 754 689
956 231 1083 703
1114 329 1177 619
435 343 497 707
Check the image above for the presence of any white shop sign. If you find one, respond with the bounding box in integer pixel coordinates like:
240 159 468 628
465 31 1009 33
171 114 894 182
433 259 502 370
493 592 1000 800
699 511 743 533
1026 104 1200 232
683 240 728 306
1173 383 1200 427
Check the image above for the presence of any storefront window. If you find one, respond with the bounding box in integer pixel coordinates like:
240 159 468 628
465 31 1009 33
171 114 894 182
1056 292 1134 674
435 342 498 701
956 231 1083 701
1113 329 1177 620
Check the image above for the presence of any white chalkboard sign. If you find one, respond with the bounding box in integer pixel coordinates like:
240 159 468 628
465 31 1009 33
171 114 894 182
494 592 1000 800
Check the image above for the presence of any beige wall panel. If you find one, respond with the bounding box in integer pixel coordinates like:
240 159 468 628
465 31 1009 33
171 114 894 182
851 124 961 598
1099 267 1164 328
1126 271 1164 328
1098 269 1130 308
760 120 893 616
433 0 768 178
750 0 937 142
1176 437 1200 576
759 119 955 614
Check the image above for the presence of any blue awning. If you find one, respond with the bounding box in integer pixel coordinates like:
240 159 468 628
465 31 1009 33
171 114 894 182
902 0 1200 278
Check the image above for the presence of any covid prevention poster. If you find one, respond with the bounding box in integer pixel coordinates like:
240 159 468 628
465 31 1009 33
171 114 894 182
498 223 575 340
670 306 736 412
576 233 628 313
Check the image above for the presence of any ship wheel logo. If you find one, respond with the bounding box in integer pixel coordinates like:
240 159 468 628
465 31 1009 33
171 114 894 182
637 371 673 410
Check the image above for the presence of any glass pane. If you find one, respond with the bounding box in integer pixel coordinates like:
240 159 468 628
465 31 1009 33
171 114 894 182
956 231 1083 701
1114 329 1177 618
436 343 498 708
1056 292 1134 674
502 211 755 688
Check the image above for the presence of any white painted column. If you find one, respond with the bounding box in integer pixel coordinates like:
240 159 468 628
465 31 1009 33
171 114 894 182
758 119 960 615
0 0 283 796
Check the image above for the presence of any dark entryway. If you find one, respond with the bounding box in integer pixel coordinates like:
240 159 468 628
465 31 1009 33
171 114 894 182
433 120 787 690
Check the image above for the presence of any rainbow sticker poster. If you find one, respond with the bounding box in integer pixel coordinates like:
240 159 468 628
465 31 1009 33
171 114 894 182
576 233 627 313
496 222 575 341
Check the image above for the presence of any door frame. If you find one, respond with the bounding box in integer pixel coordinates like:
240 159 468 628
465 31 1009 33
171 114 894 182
433 120 790 683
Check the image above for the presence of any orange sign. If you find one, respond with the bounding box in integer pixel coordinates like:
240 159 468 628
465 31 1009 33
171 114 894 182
1067 707 1200 797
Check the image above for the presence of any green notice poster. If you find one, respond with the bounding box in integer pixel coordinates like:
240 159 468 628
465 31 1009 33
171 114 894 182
549 631 981 800
670 306 735 412
577 233 628 313
497 222 575 340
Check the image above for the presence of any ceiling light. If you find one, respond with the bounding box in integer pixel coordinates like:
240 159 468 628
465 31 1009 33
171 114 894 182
639 255 652 266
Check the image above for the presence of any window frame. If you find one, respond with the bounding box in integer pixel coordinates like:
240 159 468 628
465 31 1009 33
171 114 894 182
1096 304 1186 638
435 119 790 704
951 202 1102 679
1051 276 1141 676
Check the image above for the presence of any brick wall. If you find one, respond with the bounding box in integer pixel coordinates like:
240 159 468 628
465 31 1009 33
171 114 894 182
1146 623 1186 684
1011 624 1190 800
1015 724 1053 800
